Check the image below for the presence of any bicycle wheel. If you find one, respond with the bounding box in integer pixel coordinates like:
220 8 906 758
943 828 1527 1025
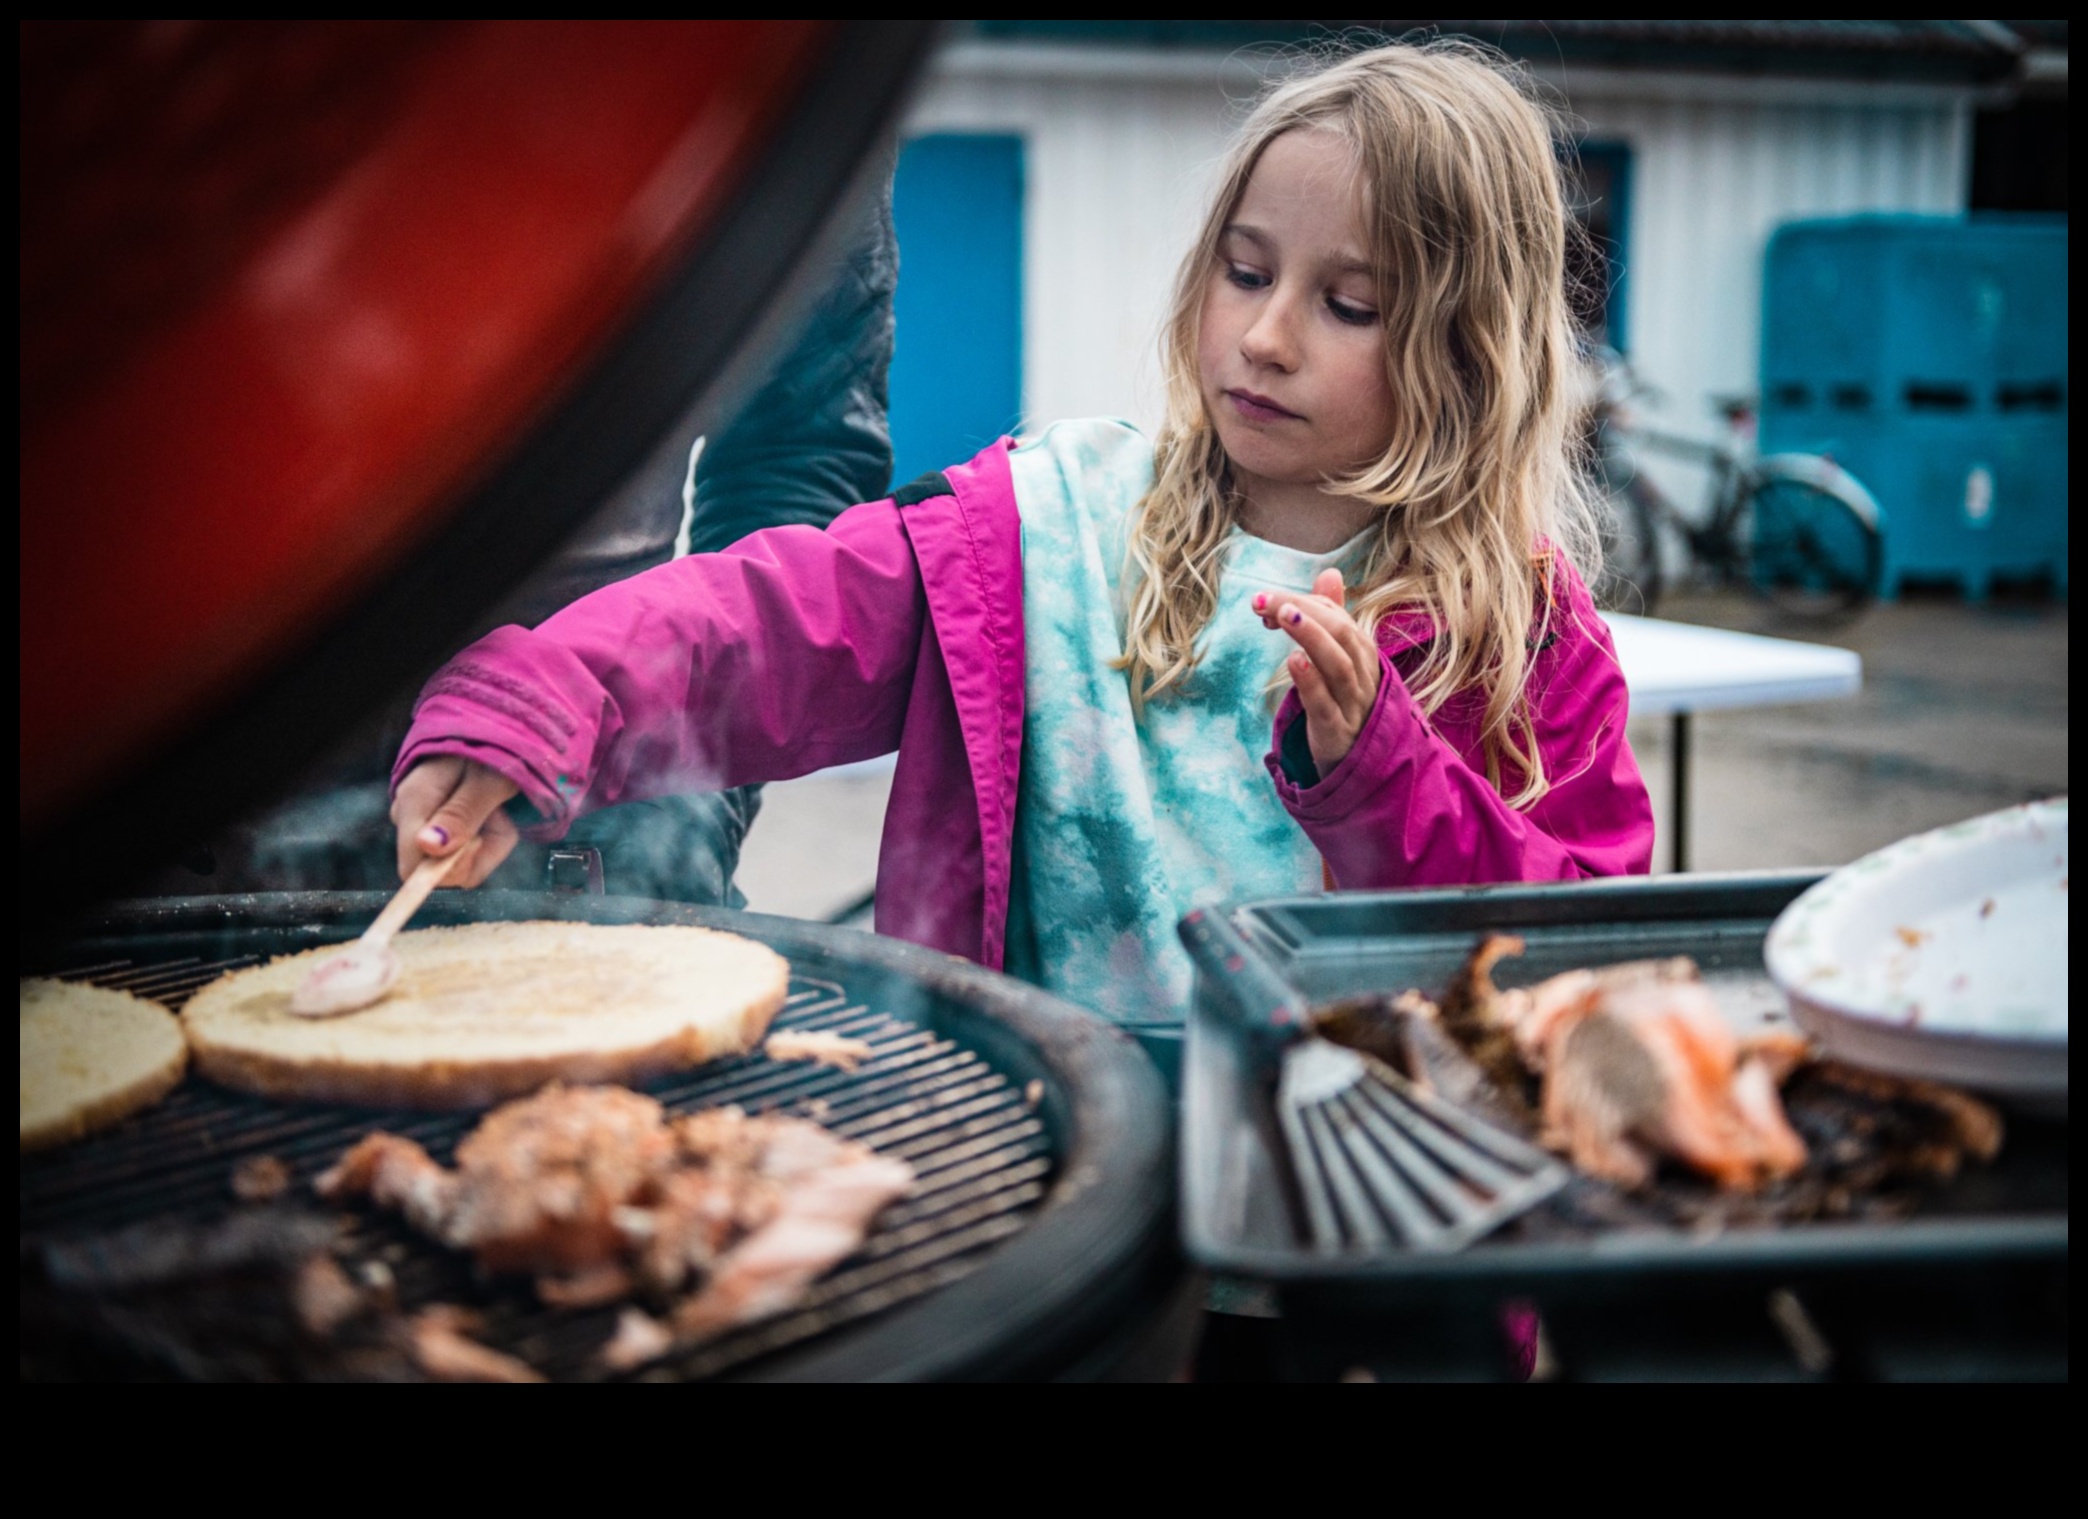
1593 473 1664 616
1742 454 1885 621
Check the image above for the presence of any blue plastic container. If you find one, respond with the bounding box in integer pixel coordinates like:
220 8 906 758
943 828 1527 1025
1760 215 2067 598
1779 414 2068 601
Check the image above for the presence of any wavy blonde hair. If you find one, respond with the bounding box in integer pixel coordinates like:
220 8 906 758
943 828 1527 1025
1118 40 1600 808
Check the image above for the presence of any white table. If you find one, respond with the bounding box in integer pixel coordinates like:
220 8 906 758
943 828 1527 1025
1601 613 1862 873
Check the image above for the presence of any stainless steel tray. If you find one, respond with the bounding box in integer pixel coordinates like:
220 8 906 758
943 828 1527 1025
1182 871 2068 1295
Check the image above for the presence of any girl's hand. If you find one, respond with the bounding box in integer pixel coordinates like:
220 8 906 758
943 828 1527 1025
1254 567 1380 773
390 757 521 887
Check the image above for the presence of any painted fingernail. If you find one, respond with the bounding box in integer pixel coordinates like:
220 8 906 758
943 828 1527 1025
422 824 450 847
1252 593 1266 611
1285 608 1303 625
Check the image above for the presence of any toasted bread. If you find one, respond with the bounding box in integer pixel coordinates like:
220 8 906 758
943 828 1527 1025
181 921 789 1109
21 978 188 1151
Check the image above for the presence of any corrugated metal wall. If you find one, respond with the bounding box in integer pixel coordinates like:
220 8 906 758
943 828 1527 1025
905 44 1973 444
1577 89 1970 422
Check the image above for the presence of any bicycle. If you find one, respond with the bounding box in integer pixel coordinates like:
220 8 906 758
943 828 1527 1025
1585 347 1886 621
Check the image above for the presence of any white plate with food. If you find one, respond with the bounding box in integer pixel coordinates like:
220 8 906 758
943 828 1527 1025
1764 799 2068 1115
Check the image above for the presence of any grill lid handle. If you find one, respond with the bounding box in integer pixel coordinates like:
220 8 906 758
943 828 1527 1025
545 847 605 896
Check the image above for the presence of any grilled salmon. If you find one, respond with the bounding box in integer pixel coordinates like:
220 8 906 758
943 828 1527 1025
1438 939 1810 1193
316 1083 914 1357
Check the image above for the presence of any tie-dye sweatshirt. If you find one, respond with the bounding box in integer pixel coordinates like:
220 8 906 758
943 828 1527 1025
1002 418 1367 1023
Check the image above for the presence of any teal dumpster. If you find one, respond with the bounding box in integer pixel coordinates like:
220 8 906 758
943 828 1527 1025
1760 215 2067 599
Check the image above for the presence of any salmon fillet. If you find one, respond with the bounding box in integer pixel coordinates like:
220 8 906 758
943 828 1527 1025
1516 962 1808 1191
317 1084 674 1273
316 1084 914 1364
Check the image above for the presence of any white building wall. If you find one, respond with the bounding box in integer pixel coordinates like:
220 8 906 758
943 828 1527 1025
905 44 1974 444
1571 76 1971 425
905 48 1240 436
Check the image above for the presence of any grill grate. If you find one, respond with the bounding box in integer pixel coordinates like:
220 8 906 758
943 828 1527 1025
21 957 1054 1381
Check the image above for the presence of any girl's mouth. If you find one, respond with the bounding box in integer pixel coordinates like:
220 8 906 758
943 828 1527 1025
1226 388 1303 423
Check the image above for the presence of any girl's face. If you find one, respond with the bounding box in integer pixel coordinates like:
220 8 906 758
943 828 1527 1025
1197 127 1395 513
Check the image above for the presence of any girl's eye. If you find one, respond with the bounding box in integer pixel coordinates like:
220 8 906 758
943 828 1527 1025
1225 262 1270 291
1326 295 1377 327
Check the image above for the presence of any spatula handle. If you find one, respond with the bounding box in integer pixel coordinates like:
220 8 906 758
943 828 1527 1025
1178 908 1309 1042
364 846 472 948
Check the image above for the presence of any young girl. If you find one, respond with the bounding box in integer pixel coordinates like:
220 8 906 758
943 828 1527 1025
390 43 1653 1023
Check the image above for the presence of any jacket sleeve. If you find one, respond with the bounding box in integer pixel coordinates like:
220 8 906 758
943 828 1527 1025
393 498 925 838
1264 604 1653 887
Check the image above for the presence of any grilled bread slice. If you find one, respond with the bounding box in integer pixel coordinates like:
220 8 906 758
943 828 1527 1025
181 921 789 1109
21 979 189 1151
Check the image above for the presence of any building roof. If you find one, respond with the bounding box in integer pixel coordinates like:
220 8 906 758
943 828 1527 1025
972 20 2040 83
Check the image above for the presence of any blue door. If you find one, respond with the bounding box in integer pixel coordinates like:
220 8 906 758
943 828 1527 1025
888 134 1025 486
1573 141 1632 353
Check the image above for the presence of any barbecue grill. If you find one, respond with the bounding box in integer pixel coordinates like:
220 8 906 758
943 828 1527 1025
22 891 1177 1380
19 22 1195 1381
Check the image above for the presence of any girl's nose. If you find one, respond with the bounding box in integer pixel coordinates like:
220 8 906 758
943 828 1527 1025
1240 294 1299 372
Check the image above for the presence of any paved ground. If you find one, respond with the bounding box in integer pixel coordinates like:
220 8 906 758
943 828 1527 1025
735 758 895 922
1630 587 2068 874
735 588 2068 918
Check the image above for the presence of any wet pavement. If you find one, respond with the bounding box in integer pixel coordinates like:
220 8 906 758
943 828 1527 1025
1632 588 2068 874
736 587 2068 918
734 758 895 922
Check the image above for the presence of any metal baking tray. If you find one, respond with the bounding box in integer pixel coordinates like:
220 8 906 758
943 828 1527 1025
1182 871 2068 1297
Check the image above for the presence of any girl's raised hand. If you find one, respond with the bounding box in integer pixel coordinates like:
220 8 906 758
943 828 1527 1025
390 756 522 887
1254 567 1381 773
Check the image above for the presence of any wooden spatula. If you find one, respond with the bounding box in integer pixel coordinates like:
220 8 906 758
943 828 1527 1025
290 845 476 1017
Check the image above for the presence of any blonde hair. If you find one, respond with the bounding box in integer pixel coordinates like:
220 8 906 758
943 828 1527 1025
1118 39 1600 808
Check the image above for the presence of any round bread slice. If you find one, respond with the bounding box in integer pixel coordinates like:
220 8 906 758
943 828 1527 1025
22 979 188 1151
181 921 789 1109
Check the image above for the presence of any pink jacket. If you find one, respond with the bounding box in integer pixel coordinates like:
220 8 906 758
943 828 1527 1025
397 439 1652 970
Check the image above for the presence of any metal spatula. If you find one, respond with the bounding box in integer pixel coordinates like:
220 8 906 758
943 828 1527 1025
1278 1037 1566 1254
1180 907 1566 1255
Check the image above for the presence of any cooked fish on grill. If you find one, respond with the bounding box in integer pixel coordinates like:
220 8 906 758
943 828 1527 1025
665 1109 919 1344
763 1029 876 1072
316 1083 914 1365
318 1084 677 1276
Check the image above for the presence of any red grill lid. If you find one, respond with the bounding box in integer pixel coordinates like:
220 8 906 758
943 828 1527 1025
21 21 933 901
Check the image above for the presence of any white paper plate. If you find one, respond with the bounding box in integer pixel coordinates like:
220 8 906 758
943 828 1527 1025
1764 799 2068 1115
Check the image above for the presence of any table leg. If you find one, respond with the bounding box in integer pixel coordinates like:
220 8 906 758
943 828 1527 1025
1670 710 1692 874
